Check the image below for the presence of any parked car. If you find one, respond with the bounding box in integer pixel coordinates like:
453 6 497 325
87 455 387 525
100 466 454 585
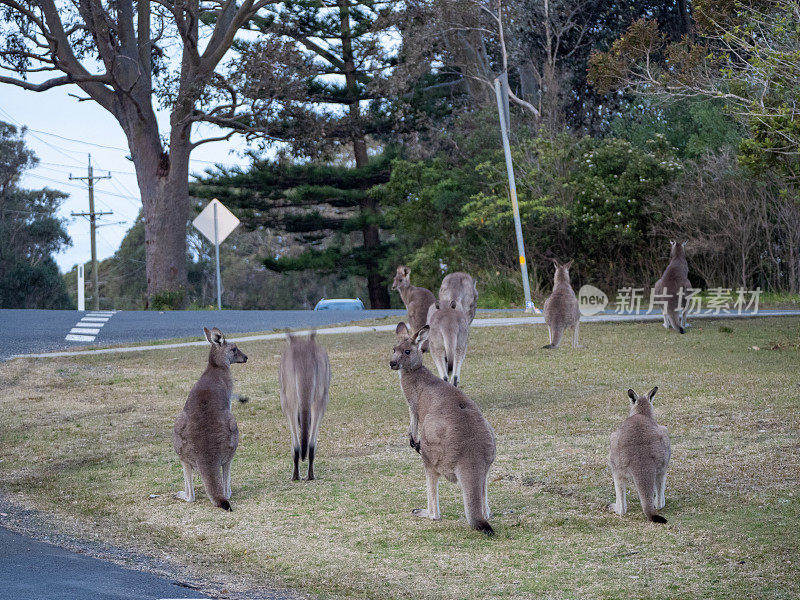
313 298 366 311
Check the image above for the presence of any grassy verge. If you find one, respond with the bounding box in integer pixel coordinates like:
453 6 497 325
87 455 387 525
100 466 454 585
1 318 799 599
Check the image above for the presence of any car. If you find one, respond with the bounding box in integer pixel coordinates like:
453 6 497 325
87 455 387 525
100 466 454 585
313 298 365 311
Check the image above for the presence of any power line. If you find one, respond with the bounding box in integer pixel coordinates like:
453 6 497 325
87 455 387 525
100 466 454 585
25 173 139 200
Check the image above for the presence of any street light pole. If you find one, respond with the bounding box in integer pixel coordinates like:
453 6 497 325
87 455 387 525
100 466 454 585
494 73 535 313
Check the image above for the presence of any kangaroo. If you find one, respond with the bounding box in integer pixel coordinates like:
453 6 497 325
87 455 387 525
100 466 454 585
438 272 478 324
608 387 671 524
172 327 247 511
653 241 691 334
279 332 331 481
392 265 436 335
390 323 496 535
427 300 469 387
542 259 581 349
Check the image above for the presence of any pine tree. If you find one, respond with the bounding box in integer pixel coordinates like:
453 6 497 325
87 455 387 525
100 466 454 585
193 154 393 307
228 0 429 307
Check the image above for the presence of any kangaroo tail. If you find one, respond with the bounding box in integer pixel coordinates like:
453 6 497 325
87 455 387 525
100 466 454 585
462 473 494 536
442 330 454 377
666 309 684 334
542 325 564 349
633 472 666 524
198 463 231 511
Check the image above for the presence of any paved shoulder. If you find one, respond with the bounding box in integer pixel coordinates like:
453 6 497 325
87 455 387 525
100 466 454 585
0 526 208 600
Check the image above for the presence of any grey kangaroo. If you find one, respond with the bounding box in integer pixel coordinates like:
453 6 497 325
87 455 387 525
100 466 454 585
391 265 436 335
173 327 247 511
390 323 496 534
542 259 581 349
653 241 691 334
438 272 478 324
608 387 671 524
280 332 331 481
427 300 469 387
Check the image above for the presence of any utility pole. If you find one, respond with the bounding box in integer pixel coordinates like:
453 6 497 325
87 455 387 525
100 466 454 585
71 154 112 310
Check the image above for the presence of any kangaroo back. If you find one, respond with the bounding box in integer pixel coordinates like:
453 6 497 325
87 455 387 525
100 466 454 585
280 333 331 480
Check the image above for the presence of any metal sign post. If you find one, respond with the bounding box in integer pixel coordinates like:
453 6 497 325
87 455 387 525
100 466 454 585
192 198 240 311
213 202 222 310
494 73 535 313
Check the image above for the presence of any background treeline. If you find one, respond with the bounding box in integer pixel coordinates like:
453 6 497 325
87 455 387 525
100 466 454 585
45 0 800 308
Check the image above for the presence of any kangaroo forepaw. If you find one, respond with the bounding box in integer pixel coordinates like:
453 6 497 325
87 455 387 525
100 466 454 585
409 434 421 453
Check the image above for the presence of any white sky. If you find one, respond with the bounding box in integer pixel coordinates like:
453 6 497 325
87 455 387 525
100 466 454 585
1 84 255 273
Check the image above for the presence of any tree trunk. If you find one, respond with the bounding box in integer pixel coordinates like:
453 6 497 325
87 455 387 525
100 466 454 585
340 0 390 309
128 118 190 307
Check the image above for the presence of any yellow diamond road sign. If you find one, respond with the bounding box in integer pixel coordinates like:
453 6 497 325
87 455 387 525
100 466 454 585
193 199 240 245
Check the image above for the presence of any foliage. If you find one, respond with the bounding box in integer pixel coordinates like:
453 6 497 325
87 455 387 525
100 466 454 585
381 115 683 296
193 154 393 307
588 1 800 184
0 122 71 309
149 289 186 312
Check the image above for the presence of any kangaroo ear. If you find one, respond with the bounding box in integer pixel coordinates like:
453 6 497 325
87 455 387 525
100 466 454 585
204 327 213 344
627 389 638 403
670 240 676 247
647 386 658 402
564 259 574 270
435 301 440 310
413 324 430 346
308 330 317 343
550 257 560 267
681 240 687 247
402 266 410 276
395 322 410 338
207 327 225 345
450 300 457 309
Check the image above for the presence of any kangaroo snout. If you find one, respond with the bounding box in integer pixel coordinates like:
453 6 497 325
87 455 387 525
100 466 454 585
389 360 399 370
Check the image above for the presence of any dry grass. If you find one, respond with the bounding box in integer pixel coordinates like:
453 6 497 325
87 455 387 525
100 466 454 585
1 318 799 599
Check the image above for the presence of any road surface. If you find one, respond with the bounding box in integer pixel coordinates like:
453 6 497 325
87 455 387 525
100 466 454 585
1 309 406 360
0 526 209 600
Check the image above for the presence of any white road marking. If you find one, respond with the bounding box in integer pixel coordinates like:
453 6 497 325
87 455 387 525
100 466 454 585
65 334 96 342
63 310 116 344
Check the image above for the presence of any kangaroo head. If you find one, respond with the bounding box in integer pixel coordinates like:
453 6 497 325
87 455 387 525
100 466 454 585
392 265 411 291
389 322 429 371
552 258 574 284
627 386 658 418
669 241 687 260
204 327 248 367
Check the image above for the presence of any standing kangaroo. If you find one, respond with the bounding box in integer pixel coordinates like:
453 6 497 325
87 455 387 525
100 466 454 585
542 259 581 349
391 265 436 335
173 327 247 511
427 300 469 387
608 387 671 524
438 272 478 324
280 332 331 481
390 323 496 534
653 241 691 334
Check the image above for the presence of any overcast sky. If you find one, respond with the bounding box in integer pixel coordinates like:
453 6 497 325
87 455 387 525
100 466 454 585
2 83 255 274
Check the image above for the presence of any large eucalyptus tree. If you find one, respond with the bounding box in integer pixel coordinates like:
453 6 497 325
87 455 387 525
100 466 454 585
0 0 282 303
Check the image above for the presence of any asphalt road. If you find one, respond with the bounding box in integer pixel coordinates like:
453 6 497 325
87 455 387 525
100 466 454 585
1 309 406 360
0 526 208 600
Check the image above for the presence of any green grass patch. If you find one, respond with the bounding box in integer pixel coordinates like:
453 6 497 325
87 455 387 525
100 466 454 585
1 318 799 598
